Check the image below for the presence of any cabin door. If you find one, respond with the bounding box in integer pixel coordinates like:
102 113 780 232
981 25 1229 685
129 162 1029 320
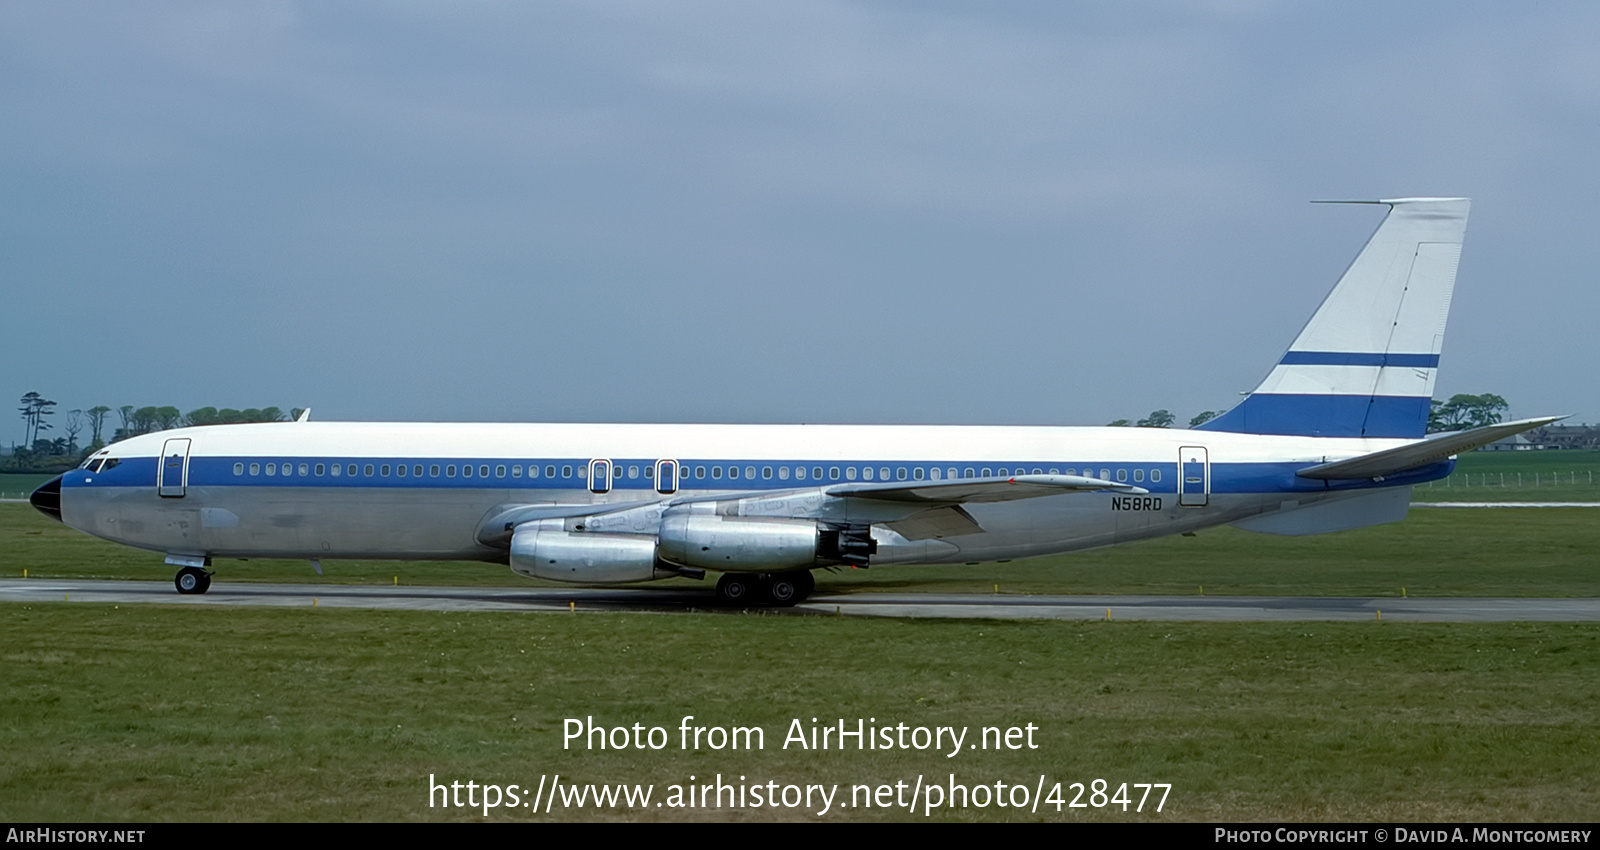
1178 445 1209 507
158 438 192 498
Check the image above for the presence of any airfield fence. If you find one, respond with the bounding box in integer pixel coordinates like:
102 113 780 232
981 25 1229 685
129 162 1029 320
1424 470 1595 489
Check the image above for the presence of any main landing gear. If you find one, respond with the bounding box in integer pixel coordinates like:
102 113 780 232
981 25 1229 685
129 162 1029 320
174 566 213 595
714 570 816 607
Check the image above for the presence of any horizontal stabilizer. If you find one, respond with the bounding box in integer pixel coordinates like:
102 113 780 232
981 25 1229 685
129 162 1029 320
1296 416 1563 480
828 474 1146 503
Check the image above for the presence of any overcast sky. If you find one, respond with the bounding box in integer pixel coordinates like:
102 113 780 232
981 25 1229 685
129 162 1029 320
5 2 1597 437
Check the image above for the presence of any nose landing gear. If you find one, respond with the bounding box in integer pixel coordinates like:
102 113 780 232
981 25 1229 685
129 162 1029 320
174 566 213 595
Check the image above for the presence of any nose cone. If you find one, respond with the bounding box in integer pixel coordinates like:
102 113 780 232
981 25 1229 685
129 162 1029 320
29 475 63 522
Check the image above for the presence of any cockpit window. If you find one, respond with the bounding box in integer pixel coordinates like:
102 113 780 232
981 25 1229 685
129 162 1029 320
100 458 120 472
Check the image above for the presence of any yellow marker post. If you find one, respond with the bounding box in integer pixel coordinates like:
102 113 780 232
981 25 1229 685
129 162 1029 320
569 600 575 613
393 576 398 586
313 597 318 607
1105 608 1111 621
65 593 69 602
22 569 27 578
1402 587 1407 597
1376 610 1381 620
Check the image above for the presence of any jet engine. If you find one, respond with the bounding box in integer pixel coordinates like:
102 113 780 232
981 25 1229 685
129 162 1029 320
509 518 671 584
657 514 875 571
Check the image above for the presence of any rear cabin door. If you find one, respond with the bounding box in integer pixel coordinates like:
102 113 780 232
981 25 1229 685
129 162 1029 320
1178 445 1209 507
158 438 192 498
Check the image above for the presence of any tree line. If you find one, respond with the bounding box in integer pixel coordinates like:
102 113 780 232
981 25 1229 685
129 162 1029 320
1107 394 1516 433
9 392 294 473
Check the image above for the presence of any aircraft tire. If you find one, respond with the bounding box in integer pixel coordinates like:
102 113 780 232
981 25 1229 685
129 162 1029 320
175 566 211 595
765 572 810 607
715 573 755 605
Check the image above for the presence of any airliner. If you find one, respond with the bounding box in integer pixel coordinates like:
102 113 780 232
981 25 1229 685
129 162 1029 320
28 197 1555 605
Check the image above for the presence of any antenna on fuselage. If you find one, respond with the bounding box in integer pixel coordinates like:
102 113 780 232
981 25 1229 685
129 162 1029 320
295 408 311 423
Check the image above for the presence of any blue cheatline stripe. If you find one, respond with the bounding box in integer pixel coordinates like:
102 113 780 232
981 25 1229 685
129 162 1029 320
1277 351 1441 368
1197 393 1432 438
63 455 1456 497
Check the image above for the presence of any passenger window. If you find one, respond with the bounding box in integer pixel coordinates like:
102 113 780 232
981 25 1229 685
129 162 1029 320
266 463 276 476
1134 468 1144 482
380 464 390 476
628 465 639 479
330 464 341 477
762 466 773 480
1117 469 1127 482
713 466 722 479
726 466 736 479
233 463 244 475
316 463 326 476
964 468 974 478
347 464 357 477
745 466 756 479
815 467 826 480
897 468 908 481
250 463 261 476
881 467 891 481
431 465 441 477
413 465 423 477
497 465 507 478
982 468 992 477
644 465 654 479
779 466 790 480
1151 469 1162 483
914 467 925 480
1100 469 1110 480
447 465 456 477
560 465 571 478
862 467 873 481
511 466 521 478
480 465 490 478
695 466 705 479
844 467 855 480
365 464 375 476
397 464 406 477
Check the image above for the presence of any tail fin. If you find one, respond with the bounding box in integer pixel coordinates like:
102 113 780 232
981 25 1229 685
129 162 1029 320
1199 197 1470 438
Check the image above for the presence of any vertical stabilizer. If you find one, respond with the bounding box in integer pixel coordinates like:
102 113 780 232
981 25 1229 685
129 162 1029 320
1199 197 1469 438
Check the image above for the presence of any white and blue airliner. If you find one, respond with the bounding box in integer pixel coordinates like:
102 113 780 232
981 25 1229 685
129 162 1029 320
29 198 1555 605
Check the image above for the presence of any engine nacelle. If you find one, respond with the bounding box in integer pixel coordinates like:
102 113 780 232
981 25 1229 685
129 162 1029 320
509 519 669 584
658 515 874 571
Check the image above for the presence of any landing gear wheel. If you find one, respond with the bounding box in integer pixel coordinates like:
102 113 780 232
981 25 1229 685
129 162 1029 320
765 573 804 607
715 573 755 605
175 566 212 595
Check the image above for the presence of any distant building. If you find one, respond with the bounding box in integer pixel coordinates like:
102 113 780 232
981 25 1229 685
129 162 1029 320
1491 424 1600 451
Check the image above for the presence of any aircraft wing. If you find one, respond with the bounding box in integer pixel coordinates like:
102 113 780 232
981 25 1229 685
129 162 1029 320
826 473 1148 503
1296 416 1563 481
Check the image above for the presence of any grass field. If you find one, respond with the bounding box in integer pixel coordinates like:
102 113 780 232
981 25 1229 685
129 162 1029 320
1 605 1596 821
4 460 1598 821
5 500 1596 598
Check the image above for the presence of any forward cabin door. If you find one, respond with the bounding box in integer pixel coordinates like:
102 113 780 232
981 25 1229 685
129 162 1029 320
158 438 192 498
1178 445 1209 507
